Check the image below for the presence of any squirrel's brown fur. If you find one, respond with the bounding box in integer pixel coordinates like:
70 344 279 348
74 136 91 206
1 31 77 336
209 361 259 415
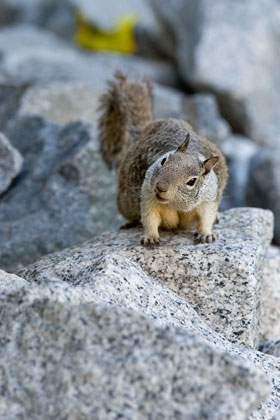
99 73 228 246
98 72 153 169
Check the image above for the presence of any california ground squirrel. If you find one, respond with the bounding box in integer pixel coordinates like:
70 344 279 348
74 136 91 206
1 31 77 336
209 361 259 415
99 73 228 246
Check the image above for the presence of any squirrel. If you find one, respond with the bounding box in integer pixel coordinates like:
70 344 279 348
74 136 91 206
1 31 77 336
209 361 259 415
98 72 228 246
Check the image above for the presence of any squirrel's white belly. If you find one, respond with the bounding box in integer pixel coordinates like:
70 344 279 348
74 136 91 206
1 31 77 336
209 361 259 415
158 205 179 229
158 204 198 230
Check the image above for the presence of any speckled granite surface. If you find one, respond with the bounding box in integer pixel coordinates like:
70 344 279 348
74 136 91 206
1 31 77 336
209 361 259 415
261 246 280 340
0 269 275 420
1 207 279 419
20 207 273 348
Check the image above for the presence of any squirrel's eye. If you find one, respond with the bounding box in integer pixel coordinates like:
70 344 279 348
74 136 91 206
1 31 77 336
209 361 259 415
161 157 167 165
186 177 197 186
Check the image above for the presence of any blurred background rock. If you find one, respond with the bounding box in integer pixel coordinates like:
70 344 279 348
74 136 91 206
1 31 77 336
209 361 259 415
0 0 280 270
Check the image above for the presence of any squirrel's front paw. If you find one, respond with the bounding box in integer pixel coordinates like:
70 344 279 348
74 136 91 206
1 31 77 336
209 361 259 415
194 232 217 244
141 236 160 247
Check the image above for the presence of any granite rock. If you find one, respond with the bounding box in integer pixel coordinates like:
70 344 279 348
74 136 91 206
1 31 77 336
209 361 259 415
0 276 271 420
0 132 23 195
0 24 178 88
0 115 123 271
1 207 279 418
7 208 280 419
260 246 280 341
150 0 280 147
20 207 274 348
0 269 28 292
246 147 280 244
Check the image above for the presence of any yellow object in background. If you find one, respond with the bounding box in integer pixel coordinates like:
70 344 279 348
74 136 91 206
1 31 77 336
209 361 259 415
76 12 139 54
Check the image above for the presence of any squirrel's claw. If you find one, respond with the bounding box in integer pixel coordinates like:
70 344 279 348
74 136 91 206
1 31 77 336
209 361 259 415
141 236 160 247
194 233 217 244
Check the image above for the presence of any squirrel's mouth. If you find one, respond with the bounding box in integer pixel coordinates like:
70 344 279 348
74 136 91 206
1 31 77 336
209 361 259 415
155 193 169 203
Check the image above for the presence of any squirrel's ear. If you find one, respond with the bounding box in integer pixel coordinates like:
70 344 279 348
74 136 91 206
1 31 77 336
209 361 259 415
177 133 190 152
202 156 219 175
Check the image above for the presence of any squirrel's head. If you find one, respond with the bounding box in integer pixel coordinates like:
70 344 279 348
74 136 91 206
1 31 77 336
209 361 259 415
152 134 219 210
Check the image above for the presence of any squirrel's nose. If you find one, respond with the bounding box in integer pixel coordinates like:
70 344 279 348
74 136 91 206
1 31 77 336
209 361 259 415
156 181 168 193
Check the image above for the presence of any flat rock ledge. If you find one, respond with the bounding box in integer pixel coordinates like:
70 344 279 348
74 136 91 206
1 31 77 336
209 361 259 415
20 207 273 349
1 207 280 419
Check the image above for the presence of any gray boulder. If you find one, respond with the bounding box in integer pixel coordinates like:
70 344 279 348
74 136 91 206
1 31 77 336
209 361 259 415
0 273 272 420
20 207 273 348
246 147 280 244
0 115 123 271
1 207 280 418
0 132 23 195
150 0 280 147
0 24 179 88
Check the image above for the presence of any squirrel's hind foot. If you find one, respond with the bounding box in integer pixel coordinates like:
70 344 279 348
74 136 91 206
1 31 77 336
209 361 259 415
194 232 217 244
141 236 160 247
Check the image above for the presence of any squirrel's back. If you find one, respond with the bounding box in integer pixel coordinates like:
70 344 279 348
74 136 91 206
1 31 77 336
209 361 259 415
98 72 153 168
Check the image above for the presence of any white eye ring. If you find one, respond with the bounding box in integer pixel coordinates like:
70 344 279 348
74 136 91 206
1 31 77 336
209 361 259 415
186 177 197 187
161 157 167 165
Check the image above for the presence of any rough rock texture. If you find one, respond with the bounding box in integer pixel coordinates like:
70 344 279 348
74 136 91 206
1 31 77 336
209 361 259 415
150 0 280 146
0 132 23 195
20 207 273 348
0 24 178 88
0 269 28 292
0 116 123 272
260 246 280 341
17 81 230 146
246 148 280 245
2 208 280 419
0 273 272 420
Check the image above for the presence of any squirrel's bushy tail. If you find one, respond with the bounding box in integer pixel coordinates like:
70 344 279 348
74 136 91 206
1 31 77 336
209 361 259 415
98 72 153 169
